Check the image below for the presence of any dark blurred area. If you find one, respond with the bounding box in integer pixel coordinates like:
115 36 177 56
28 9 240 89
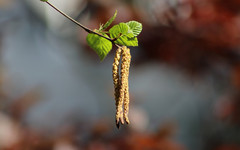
1 0 240 149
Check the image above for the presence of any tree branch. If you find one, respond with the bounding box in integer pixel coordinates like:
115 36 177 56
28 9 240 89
43 1 115 42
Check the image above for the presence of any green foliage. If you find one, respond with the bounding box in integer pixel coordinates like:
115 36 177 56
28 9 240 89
40 0 48 2
86 33 112 61
109 23 138 46
86 11 142 60
101 10 117 31
126 21 142 37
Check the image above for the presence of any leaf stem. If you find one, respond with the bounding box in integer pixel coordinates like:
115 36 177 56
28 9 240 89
44 1 115 42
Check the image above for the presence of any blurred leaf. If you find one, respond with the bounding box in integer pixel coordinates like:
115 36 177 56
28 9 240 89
86 33 112 61
126 21 142 36
101 10 117 30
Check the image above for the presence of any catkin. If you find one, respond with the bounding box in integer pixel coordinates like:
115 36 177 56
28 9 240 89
112 46 131 128
112 47 123 126
118 46 128 125
123 47 131 124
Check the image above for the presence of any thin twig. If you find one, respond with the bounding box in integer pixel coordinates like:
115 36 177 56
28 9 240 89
44 1 115 42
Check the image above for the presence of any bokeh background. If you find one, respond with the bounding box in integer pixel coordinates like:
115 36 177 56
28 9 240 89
1 0 240 149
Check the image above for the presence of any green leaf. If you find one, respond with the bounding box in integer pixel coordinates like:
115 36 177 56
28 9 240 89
126 21 142 36
109 23 129 35
86 33 112 61
109 23 138 46
40 0 48 1
101 10 117 30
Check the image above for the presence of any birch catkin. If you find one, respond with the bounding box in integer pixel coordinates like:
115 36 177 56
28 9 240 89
118 46 128 125
123 47 131 124
112 47 123 126
112 46 131 128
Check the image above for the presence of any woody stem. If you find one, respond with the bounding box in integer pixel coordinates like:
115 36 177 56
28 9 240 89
43 1 115 42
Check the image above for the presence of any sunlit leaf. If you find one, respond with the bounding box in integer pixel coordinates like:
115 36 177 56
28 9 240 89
126 21 142 36
86 33 112 61
109 23 138 46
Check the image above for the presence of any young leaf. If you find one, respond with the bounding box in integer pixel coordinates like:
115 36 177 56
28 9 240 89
109 23 138 46
126 21 142 36
101 10 117 30
86 33 112 61
109 23 129 35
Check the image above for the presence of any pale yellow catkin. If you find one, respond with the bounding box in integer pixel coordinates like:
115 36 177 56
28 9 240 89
118 46 129 125
113 46 131 128
123 47 131 124
112 47 123 126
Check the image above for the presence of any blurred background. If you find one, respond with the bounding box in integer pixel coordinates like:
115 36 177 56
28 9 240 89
1 0 240 149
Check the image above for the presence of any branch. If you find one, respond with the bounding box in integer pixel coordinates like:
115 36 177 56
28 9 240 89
42 1 115 42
